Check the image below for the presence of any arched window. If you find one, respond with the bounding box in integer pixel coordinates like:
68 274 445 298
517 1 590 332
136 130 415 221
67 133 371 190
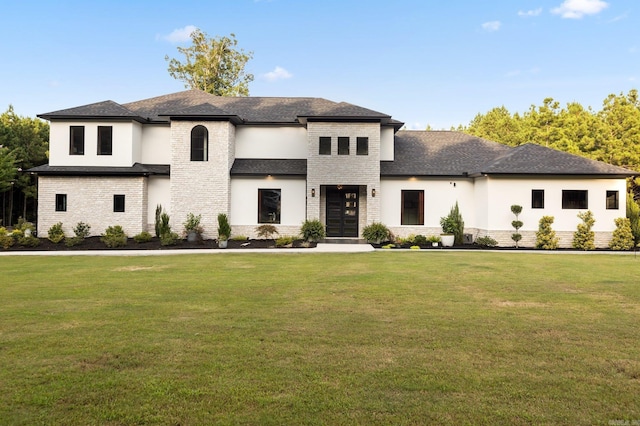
190 125 208 161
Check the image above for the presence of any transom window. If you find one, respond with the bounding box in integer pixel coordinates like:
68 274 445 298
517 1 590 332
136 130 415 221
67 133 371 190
69 126 85 155
606 190 619 209
98 126 113 155
401 190 424 225
190 125 208 161
532 189 545 209
319 137 331 155
338 137 349 155
356 137 368 155
113 195 125 212
258 189 281 224
562 190 588 209
55 194 67 212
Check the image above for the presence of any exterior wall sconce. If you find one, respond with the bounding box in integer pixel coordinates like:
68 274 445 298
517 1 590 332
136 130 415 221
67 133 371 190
372 188 376 197
311 188 316 197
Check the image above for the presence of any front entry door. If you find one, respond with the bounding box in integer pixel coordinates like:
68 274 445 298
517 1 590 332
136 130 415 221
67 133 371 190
326 186 359 237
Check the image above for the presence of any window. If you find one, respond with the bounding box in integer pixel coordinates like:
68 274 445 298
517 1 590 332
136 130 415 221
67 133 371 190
113 195 125 212
532 189 545 209
319 137 331 155
401 190 424 225
356 137 368 155
97 126 113 155
258 189 281 223
55 194 67 212
69 126 85 155
338 137 349 155
606 190 619 209
190 125 208 161
562 190 588 209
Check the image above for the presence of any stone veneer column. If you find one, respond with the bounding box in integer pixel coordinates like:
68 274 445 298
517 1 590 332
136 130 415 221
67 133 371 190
306 122 381 236
169 120 235 239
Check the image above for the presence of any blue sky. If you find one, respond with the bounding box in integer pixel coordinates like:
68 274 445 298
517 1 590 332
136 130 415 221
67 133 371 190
1 0 638 129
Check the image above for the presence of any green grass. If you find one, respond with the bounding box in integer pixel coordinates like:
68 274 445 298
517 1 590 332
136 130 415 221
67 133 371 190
1 252 640 425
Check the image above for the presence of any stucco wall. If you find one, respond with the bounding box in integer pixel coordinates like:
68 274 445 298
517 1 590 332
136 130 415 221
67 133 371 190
147 176 171 229
140 124 170 164
235 126 307 159
36 175 147 237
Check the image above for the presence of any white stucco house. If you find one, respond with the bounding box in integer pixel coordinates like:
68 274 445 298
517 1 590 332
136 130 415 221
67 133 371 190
31 89 637 247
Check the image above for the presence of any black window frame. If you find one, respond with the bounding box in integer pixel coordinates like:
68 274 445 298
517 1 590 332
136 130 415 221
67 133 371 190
97 126 113 156
401 190 424 225
356 137 368 155
55 194 67 212
113 194 125 213
319 137 331 155
606 190 619 210
338 137 350 155
532 189 545 209
69 126 85 155
562 190 588 209
190 125 208 161
258 188 281 224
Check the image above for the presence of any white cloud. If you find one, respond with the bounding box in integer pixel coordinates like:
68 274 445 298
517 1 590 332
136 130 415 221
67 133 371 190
518 8 543 17
551 0 608 19
261 66 293 82
158 25 197 43
481 21 501 32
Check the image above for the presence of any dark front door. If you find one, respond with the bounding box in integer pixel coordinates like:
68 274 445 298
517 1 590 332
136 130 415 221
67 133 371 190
326 186 359 237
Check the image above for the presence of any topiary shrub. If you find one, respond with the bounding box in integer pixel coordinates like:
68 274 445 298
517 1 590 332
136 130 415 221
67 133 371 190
536 216 559 250
362 222 390 244
48 222 65 244
101 225 127 248
609 217 634 250
300 219 325 242
510 204 523 248
572 210 595 250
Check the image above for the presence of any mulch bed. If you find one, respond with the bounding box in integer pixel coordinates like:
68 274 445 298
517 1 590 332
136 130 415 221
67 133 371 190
2 236 316 252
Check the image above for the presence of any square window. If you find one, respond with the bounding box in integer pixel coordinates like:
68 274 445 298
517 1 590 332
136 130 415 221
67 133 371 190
113 194 125 212
338 137 349 155
258 189 281 224
55 194 67 212
562 190 588 209
606 190 619 209
98 126 113 155
70 126 84 155
401 190 424 225
356 137 368 155
532 189 545 209
319 137 331 155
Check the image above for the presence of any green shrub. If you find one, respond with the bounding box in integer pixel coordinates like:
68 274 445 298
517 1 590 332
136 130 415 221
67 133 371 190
18 235 41 247
134 231 153 244
536 216 559 250
476 236 498 248
73 222 91 239
183 213 203 238
158 212 171 238
275 235 294 247
48 222 65 244
160 231 179 246
255 224 278 239
626 193 640 246
441 202 465 245
155 205 163 238
217 213 231 241
572 210 595 250
300 219 325 242
101 225 127 248
410 245 420 250
609 217 634 250
511 204 523 248
0 228 14 249
362 222 390 244
231 235 248 241
65 237 83 247
414 235 428 245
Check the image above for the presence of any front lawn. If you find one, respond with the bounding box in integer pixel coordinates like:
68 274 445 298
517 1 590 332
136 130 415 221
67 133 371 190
1 252 639 424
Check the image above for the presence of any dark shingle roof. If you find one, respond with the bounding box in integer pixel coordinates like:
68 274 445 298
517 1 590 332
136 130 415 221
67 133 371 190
382 131 638 177
28 163 170 176
230 159 307 176
38 101 143 122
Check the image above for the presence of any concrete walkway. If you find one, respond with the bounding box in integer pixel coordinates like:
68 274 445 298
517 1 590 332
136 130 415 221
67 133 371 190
0 242 376 256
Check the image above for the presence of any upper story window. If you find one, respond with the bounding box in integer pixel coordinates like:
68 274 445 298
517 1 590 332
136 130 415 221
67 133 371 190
69 126 85 155
401 190 424 225
98 126 113 155
606 190 619 209
319 137 331 155
338 137 349 155
532 189 544 209
562 190 588 209
356 137 368 155
190 125 208 161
